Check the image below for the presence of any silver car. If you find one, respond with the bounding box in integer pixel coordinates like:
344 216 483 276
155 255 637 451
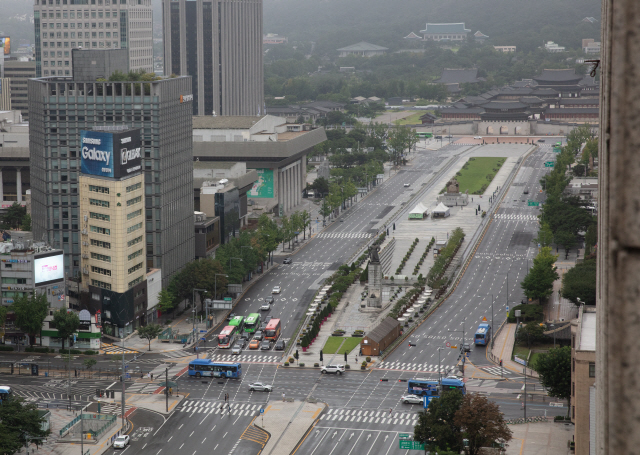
231 343 243 355
401 394 423 404
248 382 272 392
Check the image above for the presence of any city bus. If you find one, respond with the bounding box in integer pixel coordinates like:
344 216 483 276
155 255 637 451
407 379 439 397
217 326 237 349
264 318 281 341
416 132 433 139
0 386 12 402
440 377 466 395
244 313 261 333
474 323 491 346
188 359 242 379
228 316 244 332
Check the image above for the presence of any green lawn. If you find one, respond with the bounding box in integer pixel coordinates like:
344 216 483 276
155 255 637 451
451 157 506 195
322 337 362 354
393 111 423 125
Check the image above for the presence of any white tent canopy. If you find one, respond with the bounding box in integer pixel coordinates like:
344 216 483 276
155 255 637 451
409 202 429 219
432 202 450 218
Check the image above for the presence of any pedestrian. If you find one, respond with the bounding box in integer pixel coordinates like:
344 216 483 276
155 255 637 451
140 372 143 379
355 357 358 364
74 369 77 378
282 392 285 402
389 408 392 415
227 403 231 417
151 373 153 380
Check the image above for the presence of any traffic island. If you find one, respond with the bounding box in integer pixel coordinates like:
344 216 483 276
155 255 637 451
254 400 326 455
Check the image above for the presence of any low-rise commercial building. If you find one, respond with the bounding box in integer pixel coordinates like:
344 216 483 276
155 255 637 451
571 305 596 455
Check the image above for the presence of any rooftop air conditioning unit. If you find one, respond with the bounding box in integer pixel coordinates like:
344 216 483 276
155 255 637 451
82 229 87 235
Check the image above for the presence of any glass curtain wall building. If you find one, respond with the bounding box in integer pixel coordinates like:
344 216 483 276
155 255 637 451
28 75 195 285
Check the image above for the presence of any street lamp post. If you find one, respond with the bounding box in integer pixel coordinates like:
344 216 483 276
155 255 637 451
448 318 466 357
491 294 494 349
437 347 444 382
192 288 207 354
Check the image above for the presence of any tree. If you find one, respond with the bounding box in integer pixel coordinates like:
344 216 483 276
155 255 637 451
320 198 331 225
584 222 597 257
300 210 311 240
52 308 80 350
561 258 596 306
311 177 329 195
2 203 26 229
11 292 49 347
554 230 576 258
83 358 97 371
534 346 572 417
387 126 418 166
534 222 554 248
138 324 164 351
520 247 559 303
454 394 512 455
414 390 464 453
20 214 31 232
257 214 280 263
157 288 177 316
516 321 548 349
0 396 51 454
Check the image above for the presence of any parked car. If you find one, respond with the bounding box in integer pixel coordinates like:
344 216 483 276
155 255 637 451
283 257 292 264
113 436 130 449
248 382 272 392
272 286 281 294
265 296 275 304
445 135 453 139
401 394 423 405
274 339 286 351
260 340 271 350
321 365 345 375
260 303 271 311
231 343 243 355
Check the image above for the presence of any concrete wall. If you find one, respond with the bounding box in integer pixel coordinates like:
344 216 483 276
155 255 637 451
478 120 531 135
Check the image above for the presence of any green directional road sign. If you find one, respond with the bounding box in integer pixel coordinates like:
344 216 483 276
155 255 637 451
399 433 411 439
527 200 540 207
544 161 555 167
399 440 426 450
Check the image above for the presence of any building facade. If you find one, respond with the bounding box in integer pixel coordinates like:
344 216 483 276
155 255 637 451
420 23 471 41
33 0 153 78
571 305 596 455
28 74 195 285
162 0 264 116
2 59 36 119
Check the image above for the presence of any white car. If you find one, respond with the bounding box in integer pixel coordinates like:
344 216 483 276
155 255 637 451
401 394 423 404
321 365 345 375
260 303 270 311
113 435 130 449
473 136 482 140
249 382 272 392
272 286 281 294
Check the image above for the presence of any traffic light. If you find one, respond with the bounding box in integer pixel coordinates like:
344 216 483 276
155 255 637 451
294 350 299 360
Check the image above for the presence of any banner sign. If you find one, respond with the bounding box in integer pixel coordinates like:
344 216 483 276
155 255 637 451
81 129 142 179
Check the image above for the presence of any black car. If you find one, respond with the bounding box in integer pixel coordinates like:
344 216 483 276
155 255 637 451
283 257 292 264
226 312 236 321
408 341 417 347
434 135 442 140
274 340 286 351
239 331 251 342
265 296 274 304
264 315 273 323
537 139 545 143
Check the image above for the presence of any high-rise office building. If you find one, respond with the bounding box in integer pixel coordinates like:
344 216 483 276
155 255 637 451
162 0 264 116
28 53 195 285
33 0 153 78
3 59 37 120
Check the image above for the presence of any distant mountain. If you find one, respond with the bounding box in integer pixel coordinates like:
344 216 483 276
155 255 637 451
263 0 601 56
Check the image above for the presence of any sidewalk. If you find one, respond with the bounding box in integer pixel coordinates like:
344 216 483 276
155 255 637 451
505 421 574 455
490 323 539 378
256 399 326 455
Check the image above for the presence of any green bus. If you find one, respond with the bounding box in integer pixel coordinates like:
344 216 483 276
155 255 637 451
244 313 261 333
228 316 244 332
416 132 433 139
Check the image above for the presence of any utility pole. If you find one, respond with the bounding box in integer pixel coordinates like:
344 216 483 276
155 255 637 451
491 294 494 349
121 329 125 431
165 367 169 413
437 347 444 382
523 367 527 419
67 335 71 406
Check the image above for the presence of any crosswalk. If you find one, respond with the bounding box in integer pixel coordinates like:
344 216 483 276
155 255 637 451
95 402 137 415
147 363 187 379
162 350 196 359
465 379 501 388
477 366 519 378
126 382 163 394
209 354 281 364
101 343 141 355
320 408 420 426
178 400 261 416
375 361 454 373
315 232 372 239
493 214 539 221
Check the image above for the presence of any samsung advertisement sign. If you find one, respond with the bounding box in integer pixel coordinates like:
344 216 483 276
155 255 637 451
34 252 65 286
80 129 142 179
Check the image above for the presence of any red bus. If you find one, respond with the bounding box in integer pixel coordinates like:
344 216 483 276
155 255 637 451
264 319 281 341
217 325 237 348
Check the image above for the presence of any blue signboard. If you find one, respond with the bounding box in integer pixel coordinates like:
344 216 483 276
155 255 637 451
423 396 435 409
81 130 115 178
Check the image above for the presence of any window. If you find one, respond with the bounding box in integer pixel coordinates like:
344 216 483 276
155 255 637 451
89 198 109 208
91 279 111 290
2 277 27 284
589 362 595 378
91 266 111 276
126 182 141 193
127 209 142 220
128 276 143 288
128 249 143 261
89 185 109 194
127 222 143 234
90 239 111 249
126 196 142 206
90 212 110 222
127 236 143 247
90 225 110 235
128 262 143 274
90 252 111 263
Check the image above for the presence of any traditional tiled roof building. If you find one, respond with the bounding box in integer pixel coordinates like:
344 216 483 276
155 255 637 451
420 23 471 41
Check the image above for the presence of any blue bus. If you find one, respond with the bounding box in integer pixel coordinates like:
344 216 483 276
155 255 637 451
407 379 439 397
440 377 466 395
188 359 242 379
474 323 492 346
0 386 12 402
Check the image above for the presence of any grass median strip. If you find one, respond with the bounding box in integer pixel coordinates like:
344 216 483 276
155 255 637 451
322 337 362 355
444 157 506 195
